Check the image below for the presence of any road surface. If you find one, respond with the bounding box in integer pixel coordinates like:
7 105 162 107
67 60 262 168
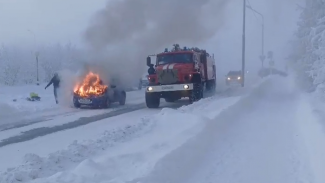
0 89 220 148
131 78 325 183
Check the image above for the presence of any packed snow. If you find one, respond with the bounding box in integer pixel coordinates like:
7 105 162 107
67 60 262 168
0 76 325 183
0 0 323 182
0 86 242 183
132 76 325 183
0 83 145 131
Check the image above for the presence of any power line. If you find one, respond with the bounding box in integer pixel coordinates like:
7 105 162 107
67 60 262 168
245 0 265 68
247 0 260 23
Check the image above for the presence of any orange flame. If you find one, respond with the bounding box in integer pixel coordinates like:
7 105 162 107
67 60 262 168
74 72 108 97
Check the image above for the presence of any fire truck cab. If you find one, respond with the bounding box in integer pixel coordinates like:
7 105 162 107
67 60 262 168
145 44 216 108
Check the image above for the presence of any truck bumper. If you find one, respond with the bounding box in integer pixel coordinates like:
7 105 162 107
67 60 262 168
146 83 193 92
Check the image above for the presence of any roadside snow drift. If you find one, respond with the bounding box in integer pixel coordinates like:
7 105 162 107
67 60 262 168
0 84 59 113
0 84 145 132
133 76 325 183
0 91 243 183
295 95 325 183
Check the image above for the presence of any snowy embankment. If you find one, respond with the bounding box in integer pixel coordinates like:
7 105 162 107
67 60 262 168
0 91 243 183
0 84 145 130
132 76 325 183
0 84 144 114
297 92 325 182
0 84 59 115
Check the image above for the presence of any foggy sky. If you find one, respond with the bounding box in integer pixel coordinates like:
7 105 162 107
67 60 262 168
0 0 106 46
0 0 301 75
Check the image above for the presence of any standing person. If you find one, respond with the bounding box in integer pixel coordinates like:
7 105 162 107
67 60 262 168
45 73 60 104
148 64 155 75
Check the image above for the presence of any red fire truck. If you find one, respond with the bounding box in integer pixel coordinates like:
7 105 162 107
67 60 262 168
145 44 216 108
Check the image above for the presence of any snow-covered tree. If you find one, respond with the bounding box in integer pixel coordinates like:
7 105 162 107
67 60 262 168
0 43 82 85
290 0 325 91
0 46 22 85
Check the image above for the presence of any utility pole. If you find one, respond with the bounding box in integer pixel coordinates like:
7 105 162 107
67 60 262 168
241 0 246 87
246 5 265 68
28 29 40 85
259 22 265 67
35 52 39 85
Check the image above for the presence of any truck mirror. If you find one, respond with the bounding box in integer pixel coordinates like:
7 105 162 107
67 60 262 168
146 56 151 66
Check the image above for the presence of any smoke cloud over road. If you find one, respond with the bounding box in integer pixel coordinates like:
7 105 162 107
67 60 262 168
82 0 231 88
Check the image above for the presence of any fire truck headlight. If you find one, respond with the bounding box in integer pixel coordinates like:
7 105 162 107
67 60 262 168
147 86 153 91
184 84 189 89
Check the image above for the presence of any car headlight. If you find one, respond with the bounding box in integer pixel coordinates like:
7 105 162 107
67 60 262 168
184 84 189 89
237 76 241 80
227 77 231 80
147 86 153 91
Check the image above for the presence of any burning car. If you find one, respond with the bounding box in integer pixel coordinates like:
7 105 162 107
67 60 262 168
73 72 126 108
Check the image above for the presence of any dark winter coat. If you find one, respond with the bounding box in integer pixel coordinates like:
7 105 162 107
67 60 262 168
46 75 60 89
148 65 155 75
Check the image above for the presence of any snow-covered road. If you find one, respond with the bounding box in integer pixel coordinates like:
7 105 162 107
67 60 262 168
0 89 242 182
0 77 256 182
133 77 325 183
0 87 146 131
0 89 217 149
2 76 324 183
0 89 153 151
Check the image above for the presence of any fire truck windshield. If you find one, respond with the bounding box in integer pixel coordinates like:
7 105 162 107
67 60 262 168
157 53 193 65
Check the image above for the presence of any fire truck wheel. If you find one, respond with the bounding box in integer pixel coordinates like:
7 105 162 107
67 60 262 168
206 80 216 91
189 83 203 104
212 79 216 90
146 92 160 108
206 81 211 90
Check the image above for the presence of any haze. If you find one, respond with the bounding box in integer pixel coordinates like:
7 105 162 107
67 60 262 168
3 1 325 182
0 0 106 46
0 0 300 79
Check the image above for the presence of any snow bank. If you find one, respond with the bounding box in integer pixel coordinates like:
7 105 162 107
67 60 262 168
179 96 241 119
0 118 154 183
52 109 208 183
0 103 20 118
296 94 325 183
0 94 243 183
0 109 205 183
0 84 59 113
131 74 312 183
0 84 73 128
0 69 82 114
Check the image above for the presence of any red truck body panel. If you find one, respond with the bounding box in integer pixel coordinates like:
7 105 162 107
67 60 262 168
147 47 216 85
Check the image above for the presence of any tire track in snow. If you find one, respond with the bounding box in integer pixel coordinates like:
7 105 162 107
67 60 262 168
0 100 194 148
0 103 145 148
132 77 313 183
0 88 220 148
